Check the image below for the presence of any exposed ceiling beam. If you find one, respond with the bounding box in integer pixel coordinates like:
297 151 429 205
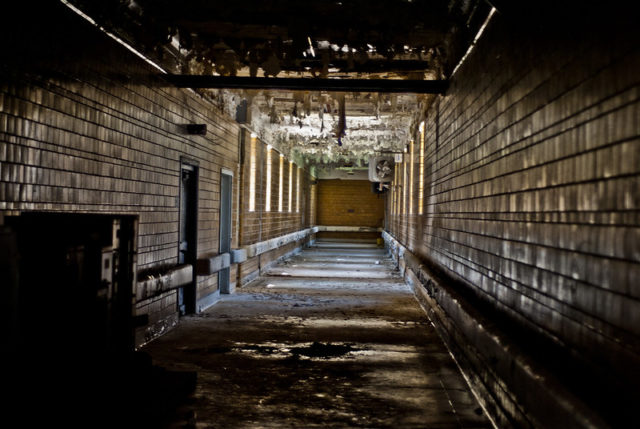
164 75 448 94
257 59 435 75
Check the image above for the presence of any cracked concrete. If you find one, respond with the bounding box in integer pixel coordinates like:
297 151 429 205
142 239 491 428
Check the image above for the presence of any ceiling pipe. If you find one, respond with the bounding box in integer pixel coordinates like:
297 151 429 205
163 75 448 94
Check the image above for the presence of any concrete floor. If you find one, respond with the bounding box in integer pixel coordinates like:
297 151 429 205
142 239 491 428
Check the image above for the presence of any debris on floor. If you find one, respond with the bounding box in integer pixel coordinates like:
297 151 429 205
142 239 490 428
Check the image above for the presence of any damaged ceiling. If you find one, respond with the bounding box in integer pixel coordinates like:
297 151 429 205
243 90 428 166
66 0 492 166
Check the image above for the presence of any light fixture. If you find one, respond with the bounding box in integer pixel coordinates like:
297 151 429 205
307 36 315 57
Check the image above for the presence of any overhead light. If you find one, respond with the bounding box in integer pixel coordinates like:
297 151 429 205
451 7 497 77
307 36 316 57
250 132 258 138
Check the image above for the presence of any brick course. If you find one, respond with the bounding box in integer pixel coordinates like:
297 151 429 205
317 179 384 227
388 13 640 417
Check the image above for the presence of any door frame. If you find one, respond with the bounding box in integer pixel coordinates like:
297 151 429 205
178 158 199 315
219 168 234 294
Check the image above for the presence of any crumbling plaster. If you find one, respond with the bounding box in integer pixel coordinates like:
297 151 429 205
238 90 434 166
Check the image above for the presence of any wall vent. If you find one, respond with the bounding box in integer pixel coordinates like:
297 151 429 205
368 156 394 182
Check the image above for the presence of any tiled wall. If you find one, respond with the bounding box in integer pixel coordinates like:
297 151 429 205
317 179 385 227
0 3 308 346
388 11 640 411
237 130 313 283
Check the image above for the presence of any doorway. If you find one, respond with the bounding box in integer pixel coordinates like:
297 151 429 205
178 161 199 315
219 170 233 294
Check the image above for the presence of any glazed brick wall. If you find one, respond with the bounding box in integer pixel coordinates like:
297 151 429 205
259 240 304 271
317 179 384 227
238 131 310 246
0 3 240 343
238 254 260 283
308 182 317 227
388 13 640 402
237 129 313 284
237 239 307 286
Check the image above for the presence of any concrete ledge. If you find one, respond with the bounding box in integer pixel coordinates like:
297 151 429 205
196 253 230 276
315 225 382 232
243 228 314 258
136 264 193 301
238 228 317 287
230 248 247 264
259 246 304 276
383 231 608 429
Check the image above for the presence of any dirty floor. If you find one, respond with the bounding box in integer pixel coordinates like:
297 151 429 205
142 239 491 428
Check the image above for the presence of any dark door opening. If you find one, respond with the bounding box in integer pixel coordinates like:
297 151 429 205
178 161 198 314
219 171 233 294
4 212 136 364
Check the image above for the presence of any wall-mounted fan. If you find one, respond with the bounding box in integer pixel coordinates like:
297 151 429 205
368 156 395 182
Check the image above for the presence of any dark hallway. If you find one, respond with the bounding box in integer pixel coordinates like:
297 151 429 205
1 1 639 428
143 238 490 428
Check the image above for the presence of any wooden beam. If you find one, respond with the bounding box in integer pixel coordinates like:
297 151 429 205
163 75 448 94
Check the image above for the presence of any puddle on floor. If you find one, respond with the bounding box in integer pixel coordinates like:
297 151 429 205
181 341 361 361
